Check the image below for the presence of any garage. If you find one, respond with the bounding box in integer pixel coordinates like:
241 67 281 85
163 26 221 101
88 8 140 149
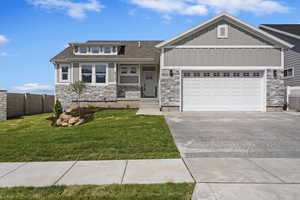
182 71 265 111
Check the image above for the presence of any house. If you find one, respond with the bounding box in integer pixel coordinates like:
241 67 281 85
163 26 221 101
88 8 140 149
51 13 293 112
259 24 300 87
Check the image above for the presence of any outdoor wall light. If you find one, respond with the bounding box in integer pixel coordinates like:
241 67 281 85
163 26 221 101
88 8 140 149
169 70 174 77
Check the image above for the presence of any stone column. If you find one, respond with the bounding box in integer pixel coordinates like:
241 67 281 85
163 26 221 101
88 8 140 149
0 90 7 122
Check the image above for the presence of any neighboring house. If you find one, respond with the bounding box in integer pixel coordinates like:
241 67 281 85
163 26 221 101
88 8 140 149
51 13 293 112
259 24 300 87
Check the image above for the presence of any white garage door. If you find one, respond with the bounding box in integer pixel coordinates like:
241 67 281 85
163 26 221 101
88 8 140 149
182 71 264 111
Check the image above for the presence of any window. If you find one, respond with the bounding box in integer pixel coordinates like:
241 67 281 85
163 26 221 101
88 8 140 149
223 72 230 77
91 47 99 54
79 47 88 54
253 72 260 77
119 65 140 85
204 72 210 77
81 64 93 83
284 68 294 78
80 63 108 84
243 72 250 77
233 72 240 77
194 72 201 77
75 46 118 55
217 24 228 38
213 72 220 77
104 47 112 54
184 72 191 77
95 64 106 83
60 64 70 82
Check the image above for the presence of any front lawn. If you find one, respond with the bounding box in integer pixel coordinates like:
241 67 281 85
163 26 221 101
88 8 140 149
0 109 180 162
0 183 195 200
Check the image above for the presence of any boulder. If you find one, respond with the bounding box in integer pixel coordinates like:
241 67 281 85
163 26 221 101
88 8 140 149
68 117 80 125
59 113 72 122
74 118 85 126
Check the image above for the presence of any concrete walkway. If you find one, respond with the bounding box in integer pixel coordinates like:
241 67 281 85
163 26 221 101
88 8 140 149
188 158 300 200
1 158 300 200
0 159 193 187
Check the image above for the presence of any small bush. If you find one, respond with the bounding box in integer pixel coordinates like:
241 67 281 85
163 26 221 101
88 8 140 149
53 99 63 119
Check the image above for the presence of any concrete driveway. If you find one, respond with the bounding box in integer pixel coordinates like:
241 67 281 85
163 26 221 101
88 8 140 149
166 112 300 158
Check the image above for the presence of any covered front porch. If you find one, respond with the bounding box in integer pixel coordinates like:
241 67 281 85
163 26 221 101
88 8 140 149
116 64 159 100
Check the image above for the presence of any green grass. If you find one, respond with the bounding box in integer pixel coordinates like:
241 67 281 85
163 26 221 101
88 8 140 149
0 183 195 200
0 109 180 162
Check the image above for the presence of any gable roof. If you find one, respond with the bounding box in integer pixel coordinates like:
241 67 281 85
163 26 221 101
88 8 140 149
156 13 293 49
50 40 162 63
260 24 300 40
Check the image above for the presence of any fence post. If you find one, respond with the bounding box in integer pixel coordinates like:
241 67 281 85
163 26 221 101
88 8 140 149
42 94 46 113
0 90 7 122
287 86 290 111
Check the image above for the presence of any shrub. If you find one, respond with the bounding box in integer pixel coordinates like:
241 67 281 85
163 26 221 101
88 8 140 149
53 99 63 119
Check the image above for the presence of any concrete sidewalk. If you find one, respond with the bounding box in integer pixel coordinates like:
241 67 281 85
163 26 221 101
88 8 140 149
0 159 194 187
1 158 300 200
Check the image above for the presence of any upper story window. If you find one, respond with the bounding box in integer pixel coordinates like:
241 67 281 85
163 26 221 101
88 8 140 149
217 24 228 38
284 68 294 78
60 64 70 82
75 46 118 55
79 47 88 54
80 63 108 84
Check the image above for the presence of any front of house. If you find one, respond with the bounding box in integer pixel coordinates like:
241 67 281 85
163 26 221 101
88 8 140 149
51 13 293 112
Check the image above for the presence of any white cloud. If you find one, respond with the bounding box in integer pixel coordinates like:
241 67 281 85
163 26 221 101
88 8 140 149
0 35 8 44
0 52 8 56
128 0 289 18
198 0 289 15
26 0 104 19
129 0 207 16
12 83 54 92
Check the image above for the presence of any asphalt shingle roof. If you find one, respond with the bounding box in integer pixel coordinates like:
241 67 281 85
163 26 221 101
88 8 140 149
261 24 300 36
50 40 162 63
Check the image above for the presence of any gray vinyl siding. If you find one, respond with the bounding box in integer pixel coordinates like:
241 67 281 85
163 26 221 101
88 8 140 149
260 28 300 87
173 20 272 46
73 63 80 82
108 63 116 83
164 48 281 66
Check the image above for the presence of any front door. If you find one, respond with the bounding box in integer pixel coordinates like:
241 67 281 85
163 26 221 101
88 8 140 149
142 69 157 98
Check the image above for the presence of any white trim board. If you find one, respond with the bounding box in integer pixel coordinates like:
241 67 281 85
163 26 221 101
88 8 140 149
260 25 300 41
162 66 283 70
156 12 293 49
166 45 277 49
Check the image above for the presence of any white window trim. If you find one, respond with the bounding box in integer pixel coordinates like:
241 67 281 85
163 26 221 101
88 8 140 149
79 63 109 85
284 67 294 79
217 24 228 38
59 64 71 83
118 65 140 86
75 46 118 55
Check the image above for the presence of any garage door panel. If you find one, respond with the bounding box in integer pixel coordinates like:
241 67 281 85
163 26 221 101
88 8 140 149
182 72 264 111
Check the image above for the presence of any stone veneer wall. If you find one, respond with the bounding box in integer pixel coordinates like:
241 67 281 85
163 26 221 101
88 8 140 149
266 69 285 109
160 69 180 108
0 90 7 122
159 69 285 111
117 85 141 99
55 84 117 109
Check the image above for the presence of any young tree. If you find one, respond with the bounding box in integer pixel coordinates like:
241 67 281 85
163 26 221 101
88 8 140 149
53 99 63 119
70 81 86 115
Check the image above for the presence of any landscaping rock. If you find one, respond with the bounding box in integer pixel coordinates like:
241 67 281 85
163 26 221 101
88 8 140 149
69 117 80 125
53 107 96 127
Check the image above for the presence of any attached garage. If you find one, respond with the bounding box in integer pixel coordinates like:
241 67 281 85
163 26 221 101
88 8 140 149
182 71 265 111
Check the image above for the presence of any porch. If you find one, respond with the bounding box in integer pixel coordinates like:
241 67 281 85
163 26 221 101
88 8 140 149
116 64 159 100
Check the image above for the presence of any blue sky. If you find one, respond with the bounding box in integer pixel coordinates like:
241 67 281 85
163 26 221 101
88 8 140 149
0 0 299 94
